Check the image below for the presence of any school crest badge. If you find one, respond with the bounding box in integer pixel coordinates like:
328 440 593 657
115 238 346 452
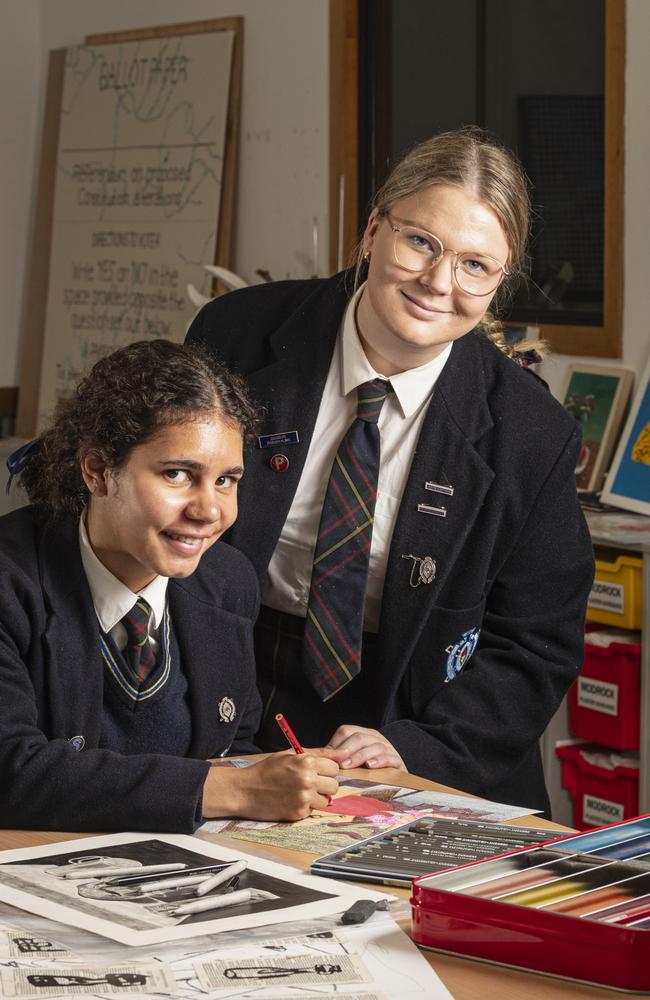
218 697 236 722
445 627 480 682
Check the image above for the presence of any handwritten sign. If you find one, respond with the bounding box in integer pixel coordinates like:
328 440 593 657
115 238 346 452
19 21 241 434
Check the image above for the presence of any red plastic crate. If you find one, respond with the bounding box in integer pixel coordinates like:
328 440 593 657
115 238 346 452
569 627 640 750
556 741 639 830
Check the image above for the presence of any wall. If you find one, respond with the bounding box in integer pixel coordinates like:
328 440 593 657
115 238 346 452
0 0 328 388
1 1 649 398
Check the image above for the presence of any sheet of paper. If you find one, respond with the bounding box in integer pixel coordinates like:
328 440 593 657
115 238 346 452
0 833 384 948
195 951 368 988
0 902 453 999
0 925 70 959
0 962 176 997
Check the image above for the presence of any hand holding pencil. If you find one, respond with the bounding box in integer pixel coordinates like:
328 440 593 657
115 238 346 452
202 715 339 822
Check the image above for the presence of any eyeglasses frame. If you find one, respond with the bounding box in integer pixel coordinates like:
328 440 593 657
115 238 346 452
384 213 510 297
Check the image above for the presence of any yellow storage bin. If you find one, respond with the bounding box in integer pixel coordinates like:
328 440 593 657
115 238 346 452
586 554 643 629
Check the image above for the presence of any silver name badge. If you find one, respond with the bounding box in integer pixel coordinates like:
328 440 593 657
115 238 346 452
258 430 300 449
425 481 454 496
417 503 447 518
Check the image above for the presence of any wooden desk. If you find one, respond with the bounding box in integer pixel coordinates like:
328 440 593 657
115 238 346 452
0 769 621 1000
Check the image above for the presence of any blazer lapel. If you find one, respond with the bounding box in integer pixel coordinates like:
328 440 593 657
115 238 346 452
230 274 350 574
377 334 496 704
170 577 256 760
168 582 216 758
39 518 105 743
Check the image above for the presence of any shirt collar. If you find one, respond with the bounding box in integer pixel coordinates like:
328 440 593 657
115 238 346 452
78 513 168 634
341 282 452 418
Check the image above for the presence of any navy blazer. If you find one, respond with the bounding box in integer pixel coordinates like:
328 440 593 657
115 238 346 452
187 272 595 812
0 506 261 833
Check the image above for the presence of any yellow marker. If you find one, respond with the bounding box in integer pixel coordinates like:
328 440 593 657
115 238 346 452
496 879 585 907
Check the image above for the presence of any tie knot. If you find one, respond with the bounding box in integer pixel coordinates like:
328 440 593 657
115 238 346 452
122 598 152 640
356 379 391 424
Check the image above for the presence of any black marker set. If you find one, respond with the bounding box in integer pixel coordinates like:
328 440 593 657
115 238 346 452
311 817 545 887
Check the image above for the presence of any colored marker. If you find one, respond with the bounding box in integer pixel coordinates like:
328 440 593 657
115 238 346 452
497 878 586 906
275 713 304 753
594 892 650 924
592 834 650 861
557 820 650 853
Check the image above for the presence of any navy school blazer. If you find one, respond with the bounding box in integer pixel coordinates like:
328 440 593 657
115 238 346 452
187 271 595 813
0 506 261 832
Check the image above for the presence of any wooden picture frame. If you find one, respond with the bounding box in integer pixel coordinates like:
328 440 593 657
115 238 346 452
602 355 650 515
17 18 243 438
559 363 634 492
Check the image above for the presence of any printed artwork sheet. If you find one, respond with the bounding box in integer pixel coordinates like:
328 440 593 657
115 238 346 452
0 833 384 947
0 903 453 999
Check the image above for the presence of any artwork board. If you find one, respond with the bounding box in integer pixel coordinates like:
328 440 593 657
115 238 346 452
602 354 650 515
0 833 384 948
558 363 634 492
17 19 242 437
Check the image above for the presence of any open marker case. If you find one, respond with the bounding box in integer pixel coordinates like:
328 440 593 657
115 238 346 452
411 814 650 993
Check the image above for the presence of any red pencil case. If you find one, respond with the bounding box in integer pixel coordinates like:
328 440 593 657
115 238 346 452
411 813 650 992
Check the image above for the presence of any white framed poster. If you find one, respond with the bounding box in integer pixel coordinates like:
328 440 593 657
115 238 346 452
18 19 242 436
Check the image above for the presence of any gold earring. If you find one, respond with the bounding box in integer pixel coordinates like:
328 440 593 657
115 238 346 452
363 251 370 261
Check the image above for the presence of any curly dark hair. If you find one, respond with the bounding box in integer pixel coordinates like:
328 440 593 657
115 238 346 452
19 339 260 517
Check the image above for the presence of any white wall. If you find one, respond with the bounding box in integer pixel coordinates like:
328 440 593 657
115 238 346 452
1 0 329 387
1 0 648 397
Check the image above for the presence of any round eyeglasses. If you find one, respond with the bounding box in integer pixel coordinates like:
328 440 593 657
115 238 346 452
386 214 509 296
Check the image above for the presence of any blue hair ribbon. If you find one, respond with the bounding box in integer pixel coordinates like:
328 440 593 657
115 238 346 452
5 437 42 496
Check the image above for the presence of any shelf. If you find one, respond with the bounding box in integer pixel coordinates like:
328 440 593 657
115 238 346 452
584 510 650 814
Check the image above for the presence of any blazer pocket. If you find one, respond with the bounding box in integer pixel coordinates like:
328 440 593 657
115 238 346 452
406 597 487 712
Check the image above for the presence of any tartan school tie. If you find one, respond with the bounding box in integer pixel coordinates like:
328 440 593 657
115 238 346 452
121 598 157 681
302 378 391 701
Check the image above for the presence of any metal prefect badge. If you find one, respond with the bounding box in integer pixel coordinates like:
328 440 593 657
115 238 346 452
218 697 236 723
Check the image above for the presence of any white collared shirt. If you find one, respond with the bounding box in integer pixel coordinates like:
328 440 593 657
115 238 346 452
262 284 452 632
78 514 168 653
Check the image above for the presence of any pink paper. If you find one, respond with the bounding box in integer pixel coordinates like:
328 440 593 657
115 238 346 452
321 794 394 817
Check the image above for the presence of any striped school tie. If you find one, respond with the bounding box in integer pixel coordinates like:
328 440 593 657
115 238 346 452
302 378 391 700
121 598 157 681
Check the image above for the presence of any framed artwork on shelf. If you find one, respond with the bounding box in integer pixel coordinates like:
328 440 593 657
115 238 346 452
559 364 634 492
602 355 650 516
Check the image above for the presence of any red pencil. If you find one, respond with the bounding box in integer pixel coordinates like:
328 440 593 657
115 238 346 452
275 713 304 754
